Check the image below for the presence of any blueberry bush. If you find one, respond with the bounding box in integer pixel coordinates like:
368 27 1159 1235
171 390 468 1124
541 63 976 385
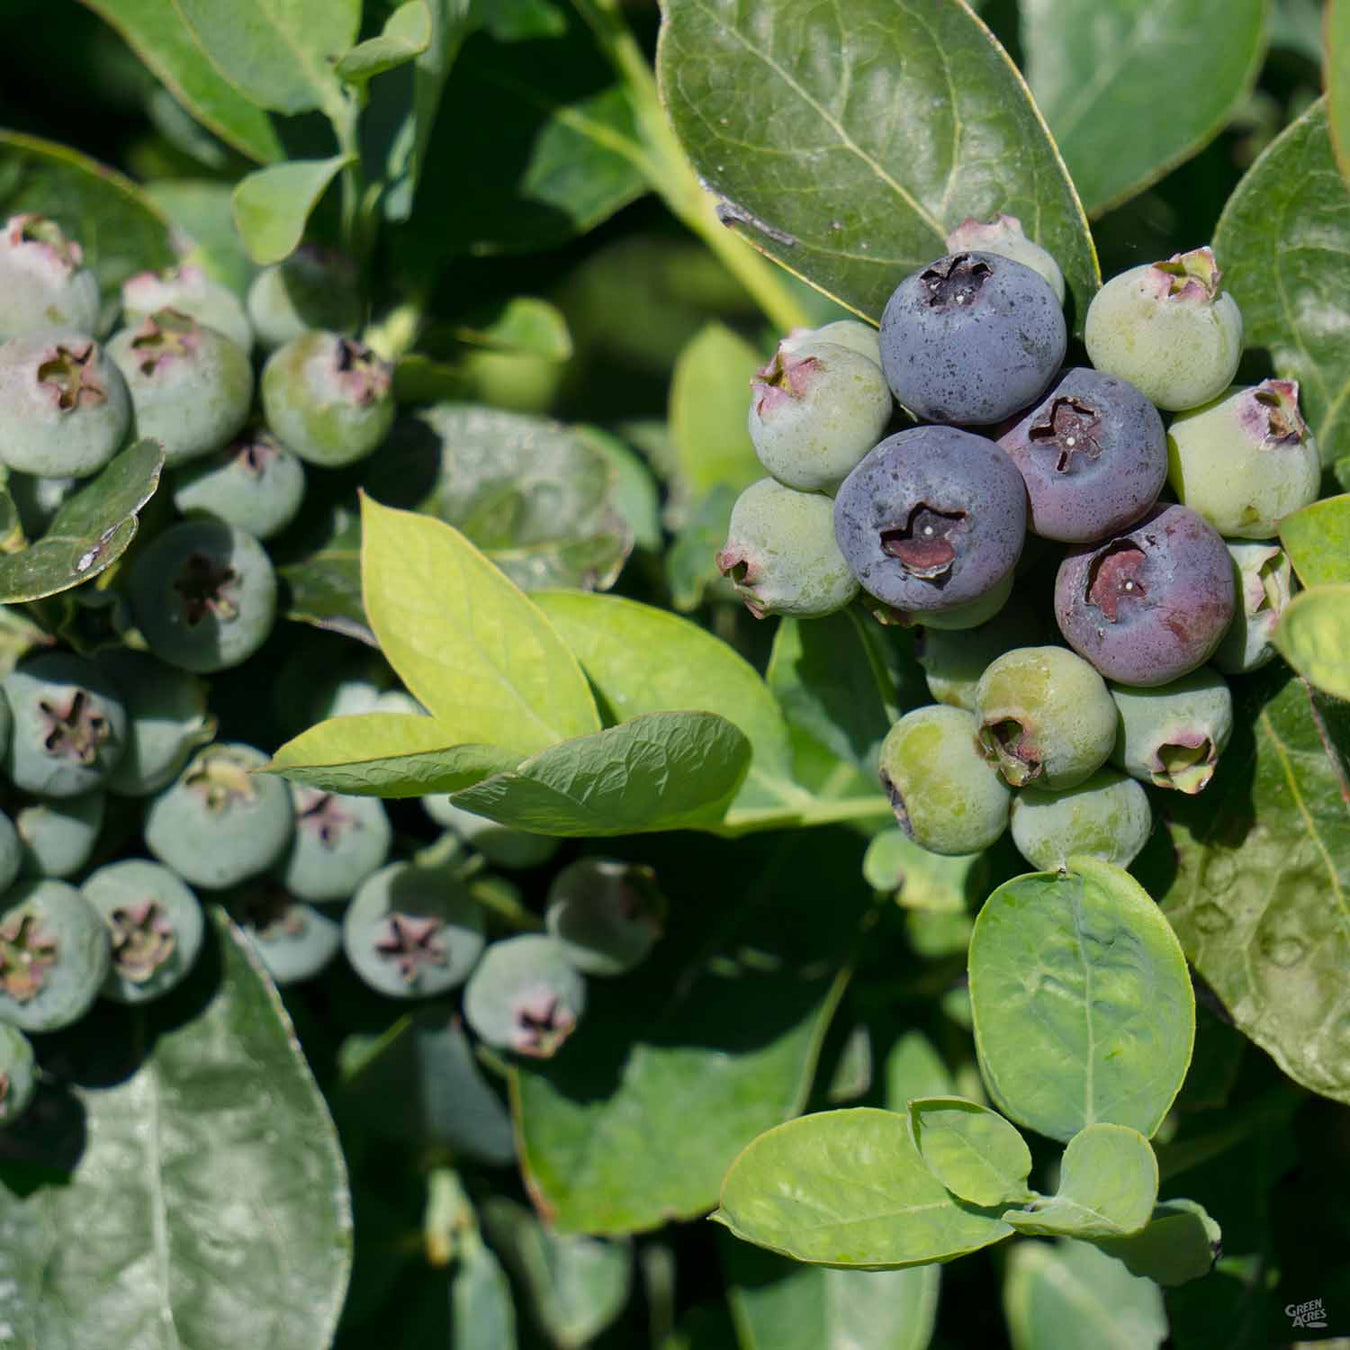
0 0 1346 1345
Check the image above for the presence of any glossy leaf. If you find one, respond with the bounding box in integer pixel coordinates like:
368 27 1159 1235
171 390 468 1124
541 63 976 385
658 0 1099 326
173 0 359 114
451 711 750 835
337 0 432 83
0 439 163 603
1157 666 1350 1103
232 155 354 265
81 0 283 161
146 179 258 295
1002 1239 1167 1350
1213 99 1350 464
968 857 1195 1143
1329 0 1350 183
1273 585 1350 699
360 496 601 748
1280 493 1350 586
1094 1198 1222 1286
1023 0 1267 216
277 503 370 644
0 911 351 1348
1003 1124 1157 1239
908 1097 1033 1208
715 1108 1012 1268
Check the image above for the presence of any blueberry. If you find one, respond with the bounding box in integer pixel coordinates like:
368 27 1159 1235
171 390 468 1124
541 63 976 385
545 859 665 976
1055 504 1237 686
1110 668 1233 794
748 336 892 492
0 879 110 1032
261 331 394 467
170 426 306 541
462 934 587 1058
343 862 486 999
945 213 1066 305
422 797 558 870
1213 541 1293 675
144 742 295 889
246 248 361 351
716 478 858 618
0 810 20 894
121 265 252 352
127 518 277 673
96 651 214 796
230 878 341 986
997 368 1167 543
0 334 130 477
16 791 104 878
0 1023 36 1126
0 215 100 340
780 319 882 364
878 251 1066 425
1010 769 1153 872
1085 246 1242 411
974 645 1117 789
833 426 1027 614
1167 379 1321 538
2 653 127 797
107 309 254 466
280 784 392 902
917 598 1049 711
82 859 204 1004
877 705 1011 856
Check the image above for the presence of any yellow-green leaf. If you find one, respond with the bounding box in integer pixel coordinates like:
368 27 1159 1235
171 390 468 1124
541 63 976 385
1273 585 1350 700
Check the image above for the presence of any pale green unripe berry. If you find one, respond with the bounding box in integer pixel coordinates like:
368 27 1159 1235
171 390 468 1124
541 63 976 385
1213 541 1293 674
780 319 882 365
946 213 1065 305
121 265 252 352
0 215 100 340
1110 668 1233 794
1010 770 1153 872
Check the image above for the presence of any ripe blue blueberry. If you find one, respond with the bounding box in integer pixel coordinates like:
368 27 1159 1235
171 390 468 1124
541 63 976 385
1085 247 1242 411
463 934 588 1058
17 791 104 878
230 879 341 986
1213 541 1293 675
422 796 558 870
833 426 1026 615
0 334 130 477
121 265 252 352
0 215 100 340
171 427 307 541
997 367 1167 542
717 478 858 618
82 859 204 1004
1010 769 1153 872
261 331 394 467
127 518 277 673
2 653 127 797
143 742 295 889
946 214 1065 305
0 1023 36 1126
878 251 1066 425
1055 504 1236 686
280 784 392 902
246 248 361 351
106 309 253 466
1110 668 1234 794
343 862 486 999
545 859 665 976
0 879 111 1032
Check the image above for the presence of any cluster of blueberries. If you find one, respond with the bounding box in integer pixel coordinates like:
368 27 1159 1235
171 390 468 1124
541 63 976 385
718 214 1312 865
0 216 664 1127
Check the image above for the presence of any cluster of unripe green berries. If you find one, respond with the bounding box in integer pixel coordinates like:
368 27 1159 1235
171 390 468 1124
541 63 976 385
718 214 1313 869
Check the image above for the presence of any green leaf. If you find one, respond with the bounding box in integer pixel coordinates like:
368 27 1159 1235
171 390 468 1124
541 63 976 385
715 1107 1012 1268
81 0 283 161
450 711 750 835
1155 666 1350 1104
1273 585 1350 699
1023 0 1267 217
452 1235 518 1350
0 439 163 603
360 496 600 749
1280 493 1350 586
1002 1239 1167 1350
1093 1198 1222 1287
1329 0 1350 183
658 0 1099 327
968 857 1195 1143
1213 98 1350 464
449 295 573 359
337 0 432 83
721 1235 940 1350
267 712 518 796
0 129 175 298
575 427 663 553
173 0 359 114
277 502 371 644
884 1032 955 1112
145 179 258 295
665 483 738 612
908 1097 1033 1208
0 911 351 1347
232 155 354 266
1003 1124 1157 1239
863 828 986 913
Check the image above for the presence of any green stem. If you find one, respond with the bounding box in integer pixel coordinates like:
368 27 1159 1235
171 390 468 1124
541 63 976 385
569 0 810 332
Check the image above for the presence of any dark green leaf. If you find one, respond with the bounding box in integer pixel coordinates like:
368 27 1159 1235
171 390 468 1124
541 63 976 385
1093 1198 1222 1287
145 180 258 295
665 483 737 612
277 503 372 644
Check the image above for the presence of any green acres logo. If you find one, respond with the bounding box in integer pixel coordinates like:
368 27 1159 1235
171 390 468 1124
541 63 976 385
1286 1297 1328 1330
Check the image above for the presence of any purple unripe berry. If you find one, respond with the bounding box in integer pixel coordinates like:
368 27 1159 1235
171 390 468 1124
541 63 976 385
879 251 1066 425
0 215 100 340
997 367 1166 543
1055 504 1236 687
833 426 1027 614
